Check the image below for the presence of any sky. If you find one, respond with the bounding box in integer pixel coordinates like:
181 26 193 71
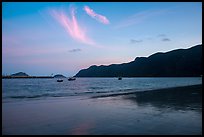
2 2 202 76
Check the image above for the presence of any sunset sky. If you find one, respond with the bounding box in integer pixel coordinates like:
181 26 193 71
2 2 202 76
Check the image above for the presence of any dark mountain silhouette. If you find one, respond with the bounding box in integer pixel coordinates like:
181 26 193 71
75 44 202 77
11 72 29 77
54 74 66 78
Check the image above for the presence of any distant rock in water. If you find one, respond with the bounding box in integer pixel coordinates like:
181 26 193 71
75 44 202 77
54 74 66 78
11 72 29 77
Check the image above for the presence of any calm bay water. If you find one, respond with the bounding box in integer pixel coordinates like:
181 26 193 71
2 77 202 102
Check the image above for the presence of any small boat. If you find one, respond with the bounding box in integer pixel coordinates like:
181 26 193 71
57 79 63 82
118 77 122 80
68 77 76 81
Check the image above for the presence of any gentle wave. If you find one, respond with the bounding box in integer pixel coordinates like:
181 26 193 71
4 84 202 100
91 84 202 98
3 88 139 100
3 78 202 102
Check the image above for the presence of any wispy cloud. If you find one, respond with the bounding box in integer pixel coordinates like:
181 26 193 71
162 38 171 42
50 6 95 45
130 39 143 44
84 6 110 25
157 34 171 42
68 48 81 52
115 10 168 29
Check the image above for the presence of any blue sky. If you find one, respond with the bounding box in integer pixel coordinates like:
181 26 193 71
2 2 202 76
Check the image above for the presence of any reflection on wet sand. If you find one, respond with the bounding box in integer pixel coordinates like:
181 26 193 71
122 84 202 112
71 120 95 135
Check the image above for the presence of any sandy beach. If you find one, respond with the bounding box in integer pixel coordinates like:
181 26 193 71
2 84 202 135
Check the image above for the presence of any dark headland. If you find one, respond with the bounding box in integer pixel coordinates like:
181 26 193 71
75 44 202 77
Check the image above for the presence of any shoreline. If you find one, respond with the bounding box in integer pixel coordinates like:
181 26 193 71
2 76 54 79
2 76 202 79
2 84 202 103
91 84 202 98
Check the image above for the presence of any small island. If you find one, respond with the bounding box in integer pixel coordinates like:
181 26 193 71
54 74 66 78
2 72 54 79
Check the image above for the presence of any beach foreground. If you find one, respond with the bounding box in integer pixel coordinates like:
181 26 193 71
2 85 202 135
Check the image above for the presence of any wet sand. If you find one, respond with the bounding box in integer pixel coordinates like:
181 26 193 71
2 84 202 135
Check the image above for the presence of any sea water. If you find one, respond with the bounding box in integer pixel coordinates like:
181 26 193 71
2 77 202 102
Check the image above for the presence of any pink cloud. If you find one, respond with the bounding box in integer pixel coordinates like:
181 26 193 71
84 6 110 25
50 7 95 45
